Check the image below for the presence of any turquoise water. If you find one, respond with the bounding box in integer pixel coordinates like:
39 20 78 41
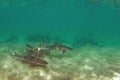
0 0 120 43
0 0 120 80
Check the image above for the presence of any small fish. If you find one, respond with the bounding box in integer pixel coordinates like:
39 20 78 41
12 52 48 67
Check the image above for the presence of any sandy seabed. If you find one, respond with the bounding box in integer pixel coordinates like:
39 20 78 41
0 42 120 80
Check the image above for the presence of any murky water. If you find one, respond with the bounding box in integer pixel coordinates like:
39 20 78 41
0 0 120 80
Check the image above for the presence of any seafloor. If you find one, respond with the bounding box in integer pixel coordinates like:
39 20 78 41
0 35 120 80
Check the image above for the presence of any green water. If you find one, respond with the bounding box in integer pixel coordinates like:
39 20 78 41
0 0 120 45
0 0 120 80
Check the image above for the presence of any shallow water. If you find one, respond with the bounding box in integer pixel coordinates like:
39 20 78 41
0 0 120 80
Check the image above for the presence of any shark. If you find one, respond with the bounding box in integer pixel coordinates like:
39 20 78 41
12 52 48 67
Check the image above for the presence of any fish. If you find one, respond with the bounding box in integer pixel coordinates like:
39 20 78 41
47 42 73 53
12 52 48 67
26 44 50 57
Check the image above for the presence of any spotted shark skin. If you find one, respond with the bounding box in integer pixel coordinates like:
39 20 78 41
47 43 73 53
